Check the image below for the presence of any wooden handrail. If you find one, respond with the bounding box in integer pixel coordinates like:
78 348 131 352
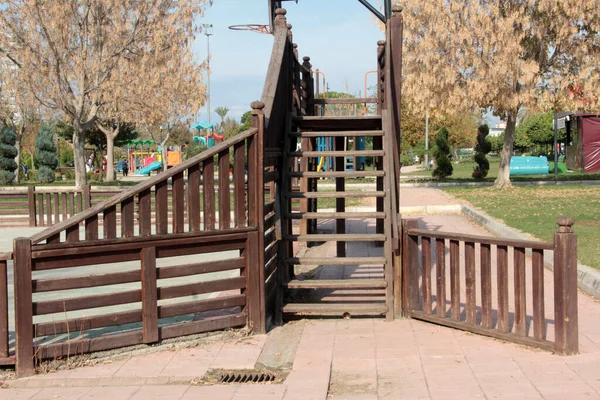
260 25 289 120
407 228 554 251
0 253 12 261
30 128 258 245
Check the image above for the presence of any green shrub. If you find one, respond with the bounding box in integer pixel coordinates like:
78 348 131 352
183 141 208 160
35 125 58 183
432 127 453 179
472 124 492 178
0 126 18 184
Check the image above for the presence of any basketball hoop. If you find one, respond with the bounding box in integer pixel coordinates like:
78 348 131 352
228 24 271 35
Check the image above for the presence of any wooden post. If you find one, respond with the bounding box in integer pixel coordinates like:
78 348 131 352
247 101 266 334
13 238 34 376
0 258 9 358
83 185 92 209
246 231 265 333
554 216 578 355
27 186 36 227
140 247 158 343
401 219 419 316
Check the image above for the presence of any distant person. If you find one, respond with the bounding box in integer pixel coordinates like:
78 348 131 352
122 158 129 177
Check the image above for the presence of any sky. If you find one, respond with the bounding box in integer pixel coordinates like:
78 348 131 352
193 0 499 127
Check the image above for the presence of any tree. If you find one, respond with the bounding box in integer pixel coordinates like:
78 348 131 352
214 106 230 126
473 124 492 178
515 112 556 147
399 0 600 187
221 118 241 140
0 1 209 188
0 53 42 183
239 111 252 133
0 126 17 184
35 125 58 183
432 127 453 179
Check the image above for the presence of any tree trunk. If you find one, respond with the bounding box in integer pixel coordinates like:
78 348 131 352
14 137 21 184
106 135 115 182
160 132 170 172
495 110 518 188
72 123 88 189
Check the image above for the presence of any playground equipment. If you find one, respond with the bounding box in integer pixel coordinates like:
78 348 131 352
135 161 162 176
193 120 225 147
510 156 549 175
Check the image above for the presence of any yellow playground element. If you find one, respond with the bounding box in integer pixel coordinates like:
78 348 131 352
317 156 326 172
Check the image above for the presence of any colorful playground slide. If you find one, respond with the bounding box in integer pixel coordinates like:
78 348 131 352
135 161 162 175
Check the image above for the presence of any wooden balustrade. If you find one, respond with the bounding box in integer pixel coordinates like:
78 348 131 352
402 217 579 354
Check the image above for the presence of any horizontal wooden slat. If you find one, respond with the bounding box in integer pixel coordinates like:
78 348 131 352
33 270 141 292
409 311 554 352
158 276 246 300
285 279 386 289
285 234 385 242
408 229 553 250
288 150 384 157
288 212 386 219
286 257 386 265
287 191 384 199
289 130 384 138
35 309 142 337
312 97 378 105
160 312 247 340
33 229 253 255
289 171 384 178
33 289 141 315
159 294 246 319
283 303 387 315
157 258 244 280
34 330 143 360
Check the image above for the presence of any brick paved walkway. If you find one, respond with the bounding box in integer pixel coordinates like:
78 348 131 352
2 188 600 399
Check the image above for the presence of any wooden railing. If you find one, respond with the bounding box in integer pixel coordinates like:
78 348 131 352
0 252 11 366
402 217 579 354
12 102 269 375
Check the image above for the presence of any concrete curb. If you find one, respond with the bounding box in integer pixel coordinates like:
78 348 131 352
400 180 600 188
461 204 600 300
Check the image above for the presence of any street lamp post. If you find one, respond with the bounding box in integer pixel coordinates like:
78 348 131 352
203 24 213 124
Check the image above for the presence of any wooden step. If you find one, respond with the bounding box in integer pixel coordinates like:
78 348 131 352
287 150 384 157
287 211 386 219
286 257 386 265
289 130 384 138
287 191 385 199
284 234 386 242
285 279 387 289
282 303 388 315
292 116 382 131
288 171 384 178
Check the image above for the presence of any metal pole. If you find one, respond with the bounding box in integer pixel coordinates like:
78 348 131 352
425 110 429 169
554 111 558 182
207 33 211 124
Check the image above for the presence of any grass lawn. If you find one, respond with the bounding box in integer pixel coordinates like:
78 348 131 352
405 158 501 179
445 186 600 269
404 159 600 182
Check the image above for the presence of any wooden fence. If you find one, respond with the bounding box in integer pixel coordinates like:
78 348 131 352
402 217 578 355
0 186 124 228
11 101 272 376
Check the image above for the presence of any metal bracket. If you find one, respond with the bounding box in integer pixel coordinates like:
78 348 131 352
357 0 389 23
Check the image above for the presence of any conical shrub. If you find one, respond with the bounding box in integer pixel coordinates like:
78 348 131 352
35 125 58 183
432 127 453 179
0 126 18 184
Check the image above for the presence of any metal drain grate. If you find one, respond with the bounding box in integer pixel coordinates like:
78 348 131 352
218 371 277 384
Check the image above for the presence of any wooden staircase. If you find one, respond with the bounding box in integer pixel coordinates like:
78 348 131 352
280 115 395 320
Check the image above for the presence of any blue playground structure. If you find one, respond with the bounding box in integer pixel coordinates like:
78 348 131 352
316 136 366 172
135 161 163 176
509 156 549 175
